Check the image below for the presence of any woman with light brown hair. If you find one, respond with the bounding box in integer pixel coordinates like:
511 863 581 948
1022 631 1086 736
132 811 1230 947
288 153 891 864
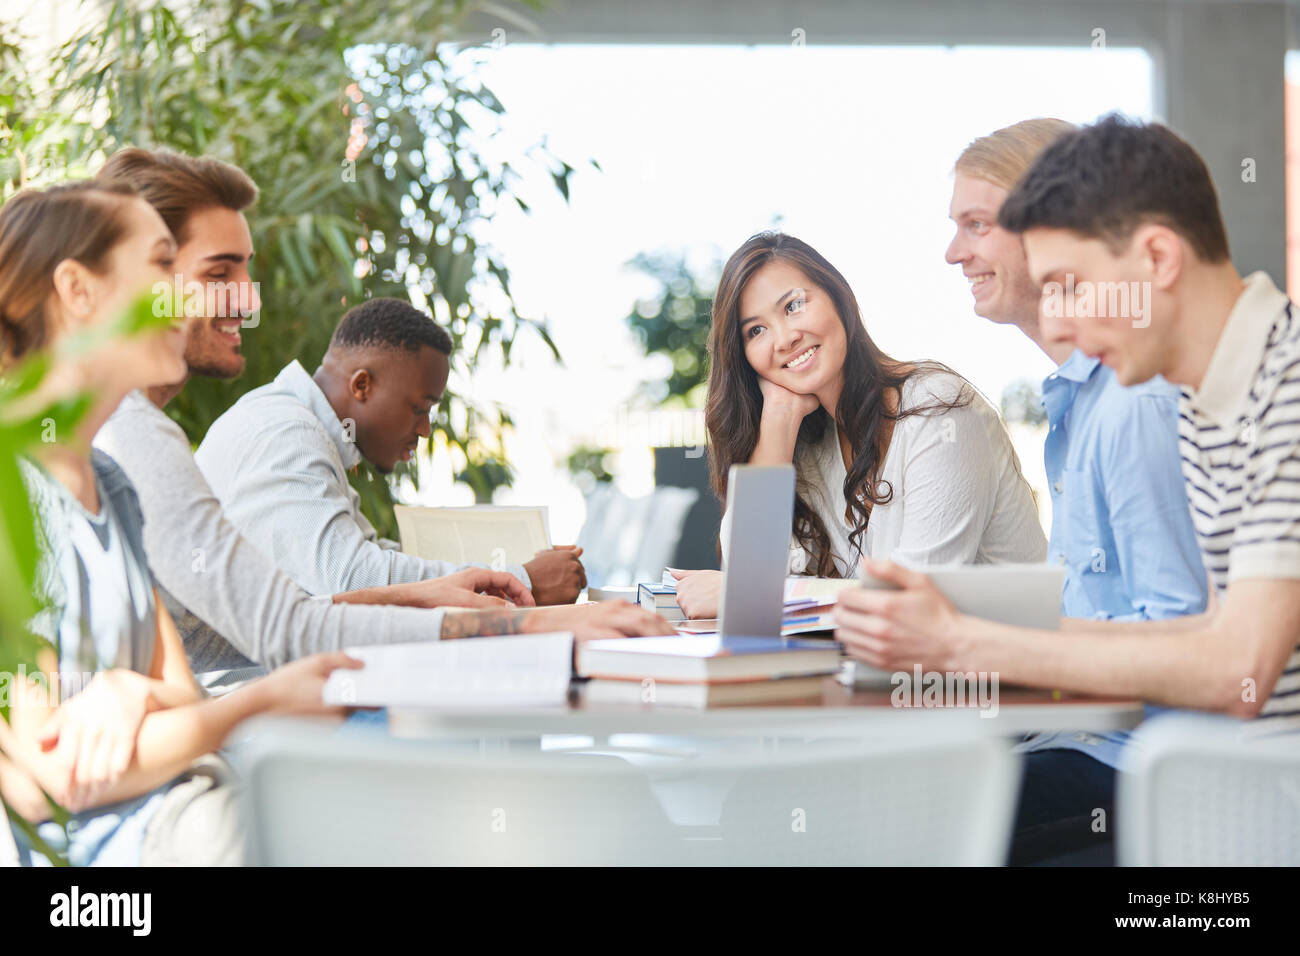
0 180 360 865
673 232 1044 617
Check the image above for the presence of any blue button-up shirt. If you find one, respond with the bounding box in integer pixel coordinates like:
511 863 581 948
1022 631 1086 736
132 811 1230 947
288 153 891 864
1019 350 1207 768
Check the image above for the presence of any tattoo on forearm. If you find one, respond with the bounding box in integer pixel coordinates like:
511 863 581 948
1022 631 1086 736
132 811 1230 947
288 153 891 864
440 608 533 639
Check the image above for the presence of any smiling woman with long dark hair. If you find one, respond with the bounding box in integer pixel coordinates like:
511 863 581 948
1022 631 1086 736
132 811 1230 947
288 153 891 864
673 232 1045 615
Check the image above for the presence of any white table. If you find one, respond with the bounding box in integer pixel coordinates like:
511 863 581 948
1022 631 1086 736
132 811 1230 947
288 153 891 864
387 677 1145 741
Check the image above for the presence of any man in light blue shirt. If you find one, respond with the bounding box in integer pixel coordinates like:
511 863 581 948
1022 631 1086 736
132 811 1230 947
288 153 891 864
1020 350 1206 768
1039 351 1206 628
945 120 1207 864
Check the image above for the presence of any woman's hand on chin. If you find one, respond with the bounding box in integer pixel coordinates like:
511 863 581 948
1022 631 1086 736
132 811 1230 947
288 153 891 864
758 377 819 421
751 378 820 464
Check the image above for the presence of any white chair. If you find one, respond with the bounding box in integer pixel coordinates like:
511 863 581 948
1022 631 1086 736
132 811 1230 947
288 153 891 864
237 718 1020 865
635 486 700 580
1118 713 1300 865
576 484 698 586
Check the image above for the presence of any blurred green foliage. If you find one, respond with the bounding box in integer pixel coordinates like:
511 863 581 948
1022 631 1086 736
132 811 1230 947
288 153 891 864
1 0 576 537
565 444 615 490
1001 378 1048 427
623 250 720 408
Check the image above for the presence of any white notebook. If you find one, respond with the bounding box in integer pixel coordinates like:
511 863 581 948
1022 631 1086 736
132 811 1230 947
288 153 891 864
393 504 551 566
322 632 574 707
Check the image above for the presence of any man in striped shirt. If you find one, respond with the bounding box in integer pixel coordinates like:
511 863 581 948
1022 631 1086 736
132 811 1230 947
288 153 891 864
1172 270 1300 728
836 114 1300 846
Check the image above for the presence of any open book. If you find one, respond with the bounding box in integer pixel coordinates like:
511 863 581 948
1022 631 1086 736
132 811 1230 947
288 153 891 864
393 504 551 566
322 633 574 707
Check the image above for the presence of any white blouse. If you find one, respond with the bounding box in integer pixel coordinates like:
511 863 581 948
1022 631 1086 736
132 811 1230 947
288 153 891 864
722 369 1046 576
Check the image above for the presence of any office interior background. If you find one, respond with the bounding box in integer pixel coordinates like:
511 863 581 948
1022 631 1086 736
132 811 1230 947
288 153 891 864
10 0 1295 583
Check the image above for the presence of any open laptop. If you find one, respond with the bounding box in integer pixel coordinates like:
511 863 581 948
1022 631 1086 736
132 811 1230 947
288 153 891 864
717 464 796 638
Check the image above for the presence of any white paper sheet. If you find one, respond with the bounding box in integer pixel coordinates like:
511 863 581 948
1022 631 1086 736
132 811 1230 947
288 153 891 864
322 632 574 707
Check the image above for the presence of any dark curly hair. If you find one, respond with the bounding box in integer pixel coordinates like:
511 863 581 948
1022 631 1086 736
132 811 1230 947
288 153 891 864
998 113 1230 264
330 297 452 355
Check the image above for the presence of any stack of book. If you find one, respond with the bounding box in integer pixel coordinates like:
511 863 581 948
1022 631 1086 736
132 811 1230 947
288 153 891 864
673 600 834 637
576 635 841 707
637 582 685 622
636 573 859 635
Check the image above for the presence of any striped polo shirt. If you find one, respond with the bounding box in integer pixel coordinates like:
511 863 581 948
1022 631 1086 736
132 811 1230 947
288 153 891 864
1179 270 1300 732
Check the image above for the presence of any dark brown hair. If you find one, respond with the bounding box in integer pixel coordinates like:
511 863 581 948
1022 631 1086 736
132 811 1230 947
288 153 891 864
705 232 970 577
998 113 1230 263
0 180 139 365
96 147 257 245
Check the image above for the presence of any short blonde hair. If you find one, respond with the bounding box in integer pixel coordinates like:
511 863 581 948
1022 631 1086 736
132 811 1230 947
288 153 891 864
954 118 1076 191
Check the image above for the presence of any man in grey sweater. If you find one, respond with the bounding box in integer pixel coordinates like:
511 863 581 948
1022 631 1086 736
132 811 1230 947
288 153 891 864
92 149 671 686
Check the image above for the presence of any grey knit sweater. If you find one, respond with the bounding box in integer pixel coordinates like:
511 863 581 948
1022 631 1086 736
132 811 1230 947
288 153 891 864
93 391 445 683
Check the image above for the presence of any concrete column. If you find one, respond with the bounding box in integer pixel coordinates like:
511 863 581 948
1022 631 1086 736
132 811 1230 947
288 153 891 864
1157 1 1287 284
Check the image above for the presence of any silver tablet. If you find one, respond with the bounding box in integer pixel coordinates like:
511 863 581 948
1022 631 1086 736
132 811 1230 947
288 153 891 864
860 562 1064 630
718 464 796 638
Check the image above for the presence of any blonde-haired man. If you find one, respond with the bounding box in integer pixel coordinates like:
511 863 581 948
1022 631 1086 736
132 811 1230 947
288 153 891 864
938 120 1207 865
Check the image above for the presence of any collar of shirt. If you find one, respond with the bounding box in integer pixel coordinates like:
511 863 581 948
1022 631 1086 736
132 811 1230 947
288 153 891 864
1192 270 1288 430
118 389 152 415
273 360 362 470
1041 349 1101 428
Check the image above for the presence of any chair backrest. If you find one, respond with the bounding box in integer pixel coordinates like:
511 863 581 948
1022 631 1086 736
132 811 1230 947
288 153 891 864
238 719 1020 865
632 486 699 582
576 484 698 587
1118 713 1300 865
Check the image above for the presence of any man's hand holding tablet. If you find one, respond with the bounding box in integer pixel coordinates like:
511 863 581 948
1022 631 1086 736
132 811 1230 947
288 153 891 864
835 558 964 671
835 558 1064 671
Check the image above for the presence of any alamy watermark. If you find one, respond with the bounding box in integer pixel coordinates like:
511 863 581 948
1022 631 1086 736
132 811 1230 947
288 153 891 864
152 274 261 328
1041 274 1151 328
50 886 150 936
890 664 1000 717
0 666 100 708
578 405 707 459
